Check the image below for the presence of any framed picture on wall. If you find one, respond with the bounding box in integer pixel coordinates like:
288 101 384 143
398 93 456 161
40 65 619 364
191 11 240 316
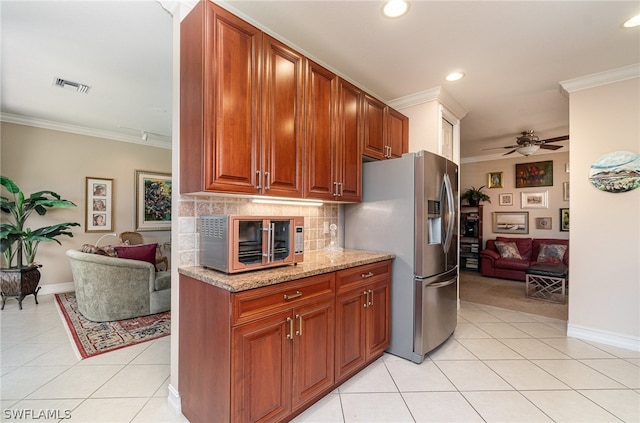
563 182 570 201
536 217 552 230
498 193 513 206
560 208 570 232
521 191 548 209
487 171 503 188
135 170 172 231
85 177 113 232
493 211 529 234
515 160 553 188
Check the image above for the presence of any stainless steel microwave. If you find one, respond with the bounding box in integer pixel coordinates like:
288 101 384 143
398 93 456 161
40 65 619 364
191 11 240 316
200 215 304 274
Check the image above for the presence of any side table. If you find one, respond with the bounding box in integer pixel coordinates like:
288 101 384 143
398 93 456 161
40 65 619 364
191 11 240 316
525 264 568 304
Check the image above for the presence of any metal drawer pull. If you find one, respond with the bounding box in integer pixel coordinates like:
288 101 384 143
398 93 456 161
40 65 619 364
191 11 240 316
286 317 293 340
256 170 261 189
296 314 302 336
283 291 302 300
361 272 374 279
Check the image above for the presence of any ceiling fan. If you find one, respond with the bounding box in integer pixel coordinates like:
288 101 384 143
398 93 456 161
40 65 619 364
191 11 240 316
488 130 569 156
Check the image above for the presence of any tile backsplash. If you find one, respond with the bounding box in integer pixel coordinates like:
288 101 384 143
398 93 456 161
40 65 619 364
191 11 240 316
177 194 340 267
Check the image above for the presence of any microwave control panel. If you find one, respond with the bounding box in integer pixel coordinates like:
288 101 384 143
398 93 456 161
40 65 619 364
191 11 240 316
295 226 304 254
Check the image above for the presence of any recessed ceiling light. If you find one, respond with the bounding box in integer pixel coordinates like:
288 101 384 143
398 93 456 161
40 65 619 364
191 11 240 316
445 72 465 82
382 0 409 18
623 14 640 28
53 77 91 94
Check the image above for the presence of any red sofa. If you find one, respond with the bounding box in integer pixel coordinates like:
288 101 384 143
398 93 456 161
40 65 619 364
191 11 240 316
479 237 569 281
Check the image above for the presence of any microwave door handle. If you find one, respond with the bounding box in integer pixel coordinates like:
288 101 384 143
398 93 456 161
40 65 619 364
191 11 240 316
268 223 275 263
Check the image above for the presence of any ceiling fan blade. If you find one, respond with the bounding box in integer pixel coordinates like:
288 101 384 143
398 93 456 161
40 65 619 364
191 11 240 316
540 135 569 143
540 144 563 150
483 145 519 151
503 149 517 156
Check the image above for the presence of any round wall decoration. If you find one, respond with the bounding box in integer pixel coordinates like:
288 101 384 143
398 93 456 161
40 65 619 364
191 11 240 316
589 151 640 193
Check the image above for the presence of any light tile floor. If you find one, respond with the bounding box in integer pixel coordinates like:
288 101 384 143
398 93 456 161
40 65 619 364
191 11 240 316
2 294 639 422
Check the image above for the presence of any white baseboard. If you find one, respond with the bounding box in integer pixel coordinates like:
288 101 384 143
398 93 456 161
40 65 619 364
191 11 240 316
38 282 75 295
167 384 182 416
567 323 640 352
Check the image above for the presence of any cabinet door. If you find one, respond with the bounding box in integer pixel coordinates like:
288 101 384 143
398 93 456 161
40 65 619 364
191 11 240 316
262 35 304 198
292 298 335 411
365 279 391 359
386 107 408 159
204 5 262 194
336 78 362 202
335 288 366 382
304 60 337 200
232 310 292 423
362 94 387 160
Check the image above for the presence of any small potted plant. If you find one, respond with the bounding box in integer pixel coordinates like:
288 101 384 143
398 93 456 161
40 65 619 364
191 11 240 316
460 185 491 206
0 176 80 309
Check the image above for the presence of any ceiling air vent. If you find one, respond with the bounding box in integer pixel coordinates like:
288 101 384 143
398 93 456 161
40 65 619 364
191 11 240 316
53 77 91 94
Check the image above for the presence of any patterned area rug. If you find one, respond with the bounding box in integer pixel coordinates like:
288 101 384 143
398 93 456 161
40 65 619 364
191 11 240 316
54 292 170 359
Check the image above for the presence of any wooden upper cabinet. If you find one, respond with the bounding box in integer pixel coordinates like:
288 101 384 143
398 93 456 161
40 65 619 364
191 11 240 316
362 93 408 161
262 35 305 198
304 60 337 200
180 1 261 194
335 78 362 202
362 94 387 160
386 107 409 159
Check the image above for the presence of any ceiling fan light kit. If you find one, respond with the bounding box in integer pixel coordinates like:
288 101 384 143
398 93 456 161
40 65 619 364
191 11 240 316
516 145 540 156
483 130 570 156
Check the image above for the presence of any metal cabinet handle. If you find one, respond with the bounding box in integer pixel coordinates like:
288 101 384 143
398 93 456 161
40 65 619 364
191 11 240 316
361 272 374 279
368 289 374 307
339 182 344 197
264 171 271 190
363 291 369 308
333 181 339 197
256 170 261 189
283 290 302 300
286 317 293 340
296 314 302 336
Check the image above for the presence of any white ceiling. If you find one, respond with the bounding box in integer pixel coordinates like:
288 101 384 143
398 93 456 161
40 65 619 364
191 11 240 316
2 1 638 159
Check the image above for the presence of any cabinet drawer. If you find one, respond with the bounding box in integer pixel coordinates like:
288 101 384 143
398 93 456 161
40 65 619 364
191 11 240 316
233 273 335 325
336 260 391 292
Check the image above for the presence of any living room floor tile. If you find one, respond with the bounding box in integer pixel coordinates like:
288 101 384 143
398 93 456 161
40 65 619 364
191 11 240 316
462 391 553 422
385 359 456 392
456 338 524 360
65 398 148 422
499 338 572 359
131 397 190 423
27 365 123 399
434 360 513 391
578 389 640 422
474 322 532 338
91 364 170 398
428 339 477 360
341 392 413 422
452 322 491 339
484 360 570 390
402 392 484 422
531 359 626 389
521 390 622 422
129 339 171 365
291 393 343 423
510 321 566 338
579 358 640 388
538 337 617 359
338 359 397 393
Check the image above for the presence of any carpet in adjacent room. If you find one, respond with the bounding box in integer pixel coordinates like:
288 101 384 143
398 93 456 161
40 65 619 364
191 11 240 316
54 292 170 359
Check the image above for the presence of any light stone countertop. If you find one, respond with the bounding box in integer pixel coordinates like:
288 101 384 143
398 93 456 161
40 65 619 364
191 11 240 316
178 249 395 292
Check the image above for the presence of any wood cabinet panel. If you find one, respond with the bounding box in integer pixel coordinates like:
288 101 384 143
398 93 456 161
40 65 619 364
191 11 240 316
335 78 362 201
262 35 304 197
232 310 292 423
292 299 335 410
335 287 366 381
304 61 337 200
387 107 409 159
362 94 386 160
366 279 391 357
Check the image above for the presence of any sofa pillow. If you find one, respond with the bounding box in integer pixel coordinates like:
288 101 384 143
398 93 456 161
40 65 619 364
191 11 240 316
114 243 158 269
537 244 567 264
81 243 118 257
494 241 522 259
496 237 532 259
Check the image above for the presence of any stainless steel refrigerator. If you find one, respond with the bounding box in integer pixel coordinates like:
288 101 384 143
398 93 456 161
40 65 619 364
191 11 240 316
345 150 458 363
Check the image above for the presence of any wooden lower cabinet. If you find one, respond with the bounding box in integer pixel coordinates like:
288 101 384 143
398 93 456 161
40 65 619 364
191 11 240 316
179 260 391 423
335 262 391 382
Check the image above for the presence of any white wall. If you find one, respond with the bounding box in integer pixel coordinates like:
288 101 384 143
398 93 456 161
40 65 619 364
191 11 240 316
564 76 639 349
1 123 172 288
460 151 570 244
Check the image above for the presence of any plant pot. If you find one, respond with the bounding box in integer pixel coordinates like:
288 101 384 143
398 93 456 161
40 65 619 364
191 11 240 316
0 265 42 310
468 199 480 206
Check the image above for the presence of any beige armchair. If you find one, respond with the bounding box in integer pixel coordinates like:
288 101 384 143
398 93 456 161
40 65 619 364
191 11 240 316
119 231 169 271
66 249 171 322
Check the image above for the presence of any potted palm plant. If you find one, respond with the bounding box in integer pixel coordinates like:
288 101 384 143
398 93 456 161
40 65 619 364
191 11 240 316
0 176 80 309
460 185 491 206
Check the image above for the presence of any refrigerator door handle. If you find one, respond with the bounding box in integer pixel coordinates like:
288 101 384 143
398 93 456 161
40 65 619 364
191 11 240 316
442 173 456 253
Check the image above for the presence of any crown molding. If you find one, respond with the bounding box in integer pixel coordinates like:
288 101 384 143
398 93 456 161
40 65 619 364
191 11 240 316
560 63 640 94
388 86 468 120
1 113 171 150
